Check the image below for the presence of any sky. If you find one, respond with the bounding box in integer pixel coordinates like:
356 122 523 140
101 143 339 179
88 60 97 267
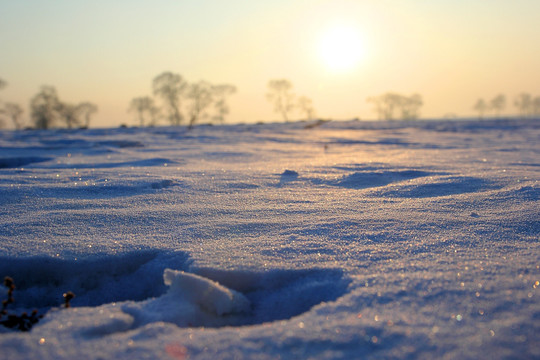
1 0 540 128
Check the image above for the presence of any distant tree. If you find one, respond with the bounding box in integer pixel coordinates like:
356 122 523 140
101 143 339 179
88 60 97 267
58 103 81 129
367 92 422 120
129 96 158 127
186 81 214 128
128 97 146 127
30 86 61 129
57 101 98 129
153 72 186 126
297 96 316 120
514 93 532 117
0 78 6 128
473 98 487 119
211 84 236 124
489 94 506 117
3 103 24 130
76 102 98 128
532 96 540 116
147 104 161 127
400 93 423 120
368 93 399 120
367 95 387 120
266 79 296 121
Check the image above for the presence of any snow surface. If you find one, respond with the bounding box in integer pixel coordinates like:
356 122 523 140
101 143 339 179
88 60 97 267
0 118 538 359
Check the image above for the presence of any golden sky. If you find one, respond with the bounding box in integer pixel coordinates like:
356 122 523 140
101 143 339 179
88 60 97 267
1 0 539 127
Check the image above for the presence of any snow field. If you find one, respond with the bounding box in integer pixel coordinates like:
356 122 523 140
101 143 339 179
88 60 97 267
0 118 538 359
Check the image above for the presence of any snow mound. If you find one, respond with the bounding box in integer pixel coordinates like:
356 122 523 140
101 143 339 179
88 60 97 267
379 175 500 198
324 169 430 189
281 169 299 177
121 269 252 328
150 179 178 189
279 169 300 184
163 269 251 316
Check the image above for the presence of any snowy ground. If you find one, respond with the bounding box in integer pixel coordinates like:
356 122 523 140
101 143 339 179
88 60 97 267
0 118 538 359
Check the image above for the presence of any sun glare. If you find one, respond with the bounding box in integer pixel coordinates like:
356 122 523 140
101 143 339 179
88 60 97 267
317 25 366 73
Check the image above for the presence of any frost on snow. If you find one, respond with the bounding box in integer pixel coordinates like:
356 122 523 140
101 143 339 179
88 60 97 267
0 118 538 359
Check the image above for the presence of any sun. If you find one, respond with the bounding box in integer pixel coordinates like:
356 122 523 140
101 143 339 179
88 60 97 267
317 25 366 73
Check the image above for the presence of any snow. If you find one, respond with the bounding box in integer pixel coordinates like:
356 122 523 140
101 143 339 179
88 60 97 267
121 269 251 329
0 118 538 359
161 269 251 317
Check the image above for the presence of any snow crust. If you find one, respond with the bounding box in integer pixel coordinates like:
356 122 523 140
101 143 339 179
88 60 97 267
0 118 538 359
162 269 251 316
121 269 251 329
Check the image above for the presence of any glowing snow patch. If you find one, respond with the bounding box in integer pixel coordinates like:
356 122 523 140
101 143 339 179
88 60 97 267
163 269 251 316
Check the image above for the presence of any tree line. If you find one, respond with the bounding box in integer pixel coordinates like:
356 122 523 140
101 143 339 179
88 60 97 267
0 78 25 130
265 81 422 122
473 93 540 119
2 74 540 130
367 93 423 121
265 79 316 121
129 71 236 128
0 78 98 130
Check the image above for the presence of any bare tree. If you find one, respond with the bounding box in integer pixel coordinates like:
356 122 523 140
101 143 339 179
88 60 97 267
367 92 421 120
76 102 98 128
383 93 402 120
3 103 24 130
473 98 487 119
147 104 161 127
211 84 236 124
30 86 61 129
59 103 81 129
266 79 296 121
400 94 423 120
57 101 98 129
297 96 316 120
0 77 6 113
514 93 532 118
367 93 399 120
489 94 506 117
367 95 386 120
186 81 214 129
129 96 158 127
0 78 6 128
153 72 186 126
